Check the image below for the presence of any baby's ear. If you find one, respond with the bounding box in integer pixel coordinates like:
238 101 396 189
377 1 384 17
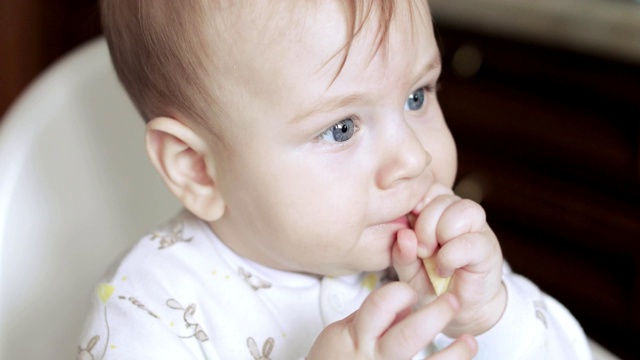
145 117 225 222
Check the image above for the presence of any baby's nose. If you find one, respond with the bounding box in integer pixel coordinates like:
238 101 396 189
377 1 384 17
375 127 431 189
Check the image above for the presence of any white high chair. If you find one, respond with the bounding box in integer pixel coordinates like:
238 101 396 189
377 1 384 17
0 37 180 359
0 37 620 360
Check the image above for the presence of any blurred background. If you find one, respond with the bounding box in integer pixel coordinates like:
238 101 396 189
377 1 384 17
1 0 638 358
430 1 640 359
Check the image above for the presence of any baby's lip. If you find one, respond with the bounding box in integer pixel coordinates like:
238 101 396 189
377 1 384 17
386 215 410 227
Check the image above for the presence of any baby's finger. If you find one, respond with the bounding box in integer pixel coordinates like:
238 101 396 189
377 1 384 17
438 231 500 277
435 198 486 246
392 229 423 282
353 282 417 342
393 230 438 303
377 293 460 359
413 183 456 214
414 194 461 258
425 334 478 360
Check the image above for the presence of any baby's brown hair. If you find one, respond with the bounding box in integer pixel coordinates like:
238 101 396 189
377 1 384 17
100 1 405 138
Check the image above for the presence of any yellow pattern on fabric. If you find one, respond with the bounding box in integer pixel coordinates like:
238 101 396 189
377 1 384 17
97 283 115 304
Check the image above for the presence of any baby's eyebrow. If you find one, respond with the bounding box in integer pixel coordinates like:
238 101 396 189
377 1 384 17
290 93 367 124
418 54 442 78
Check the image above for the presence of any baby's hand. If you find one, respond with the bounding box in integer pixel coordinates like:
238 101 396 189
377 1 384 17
307 282 477 359
392 183 507 338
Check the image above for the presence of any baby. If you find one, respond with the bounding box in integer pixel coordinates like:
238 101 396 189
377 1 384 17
78 1 592 359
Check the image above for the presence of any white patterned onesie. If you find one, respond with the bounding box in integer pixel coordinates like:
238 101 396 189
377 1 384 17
77 211 591 359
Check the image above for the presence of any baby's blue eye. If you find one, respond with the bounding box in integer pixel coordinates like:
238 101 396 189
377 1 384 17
319 118 356 143
405 88 425 111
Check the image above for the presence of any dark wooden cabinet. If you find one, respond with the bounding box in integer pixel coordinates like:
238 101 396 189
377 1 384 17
0 0 101 119
437 25 640 359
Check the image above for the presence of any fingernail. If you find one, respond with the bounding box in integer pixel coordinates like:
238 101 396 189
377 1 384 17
462 334 478 354
417 243 429 258
443 293 459 311
437 264 450 278
413 197 428 214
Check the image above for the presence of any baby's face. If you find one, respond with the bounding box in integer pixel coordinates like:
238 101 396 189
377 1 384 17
207 1 456 276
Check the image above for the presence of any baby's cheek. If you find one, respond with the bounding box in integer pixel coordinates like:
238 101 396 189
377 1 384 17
432 158 457 189
431 132 458 187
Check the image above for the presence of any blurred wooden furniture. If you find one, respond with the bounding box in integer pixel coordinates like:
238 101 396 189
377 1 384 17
0 0 101 119
438 24 640 359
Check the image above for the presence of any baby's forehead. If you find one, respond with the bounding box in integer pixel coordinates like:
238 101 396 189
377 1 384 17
206 1 431 79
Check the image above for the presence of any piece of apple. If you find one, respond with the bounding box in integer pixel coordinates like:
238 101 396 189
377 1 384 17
422 255 451 296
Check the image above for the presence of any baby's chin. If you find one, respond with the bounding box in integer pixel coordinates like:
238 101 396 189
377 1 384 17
336 255 393 277
301 255 392 278
280 228 397 276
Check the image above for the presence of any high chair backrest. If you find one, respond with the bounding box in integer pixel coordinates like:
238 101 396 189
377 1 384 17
0 37 180 359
